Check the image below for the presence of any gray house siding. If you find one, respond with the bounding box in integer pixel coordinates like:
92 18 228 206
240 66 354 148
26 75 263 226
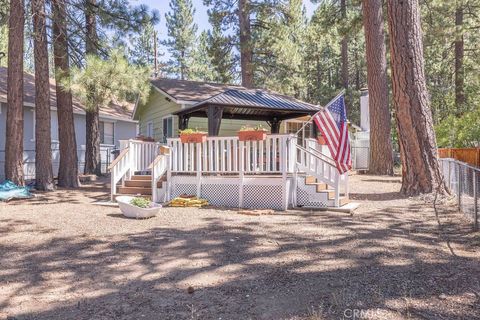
0 103 138 180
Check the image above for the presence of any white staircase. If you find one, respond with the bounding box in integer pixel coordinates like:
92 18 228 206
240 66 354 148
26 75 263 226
293 143 349 208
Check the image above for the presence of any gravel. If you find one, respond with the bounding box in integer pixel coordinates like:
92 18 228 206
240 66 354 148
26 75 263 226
0 174 479 320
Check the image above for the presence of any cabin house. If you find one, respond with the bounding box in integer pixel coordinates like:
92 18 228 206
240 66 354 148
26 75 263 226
0 67 137 180
111 78 351 210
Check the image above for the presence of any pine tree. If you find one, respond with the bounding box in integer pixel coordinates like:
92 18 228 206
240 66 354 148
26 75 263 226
52 0 79 188
5 0 24 185
164 0 198 80
206 24 235 83
387 0 447 195
190 31 216 81
32 0 54 190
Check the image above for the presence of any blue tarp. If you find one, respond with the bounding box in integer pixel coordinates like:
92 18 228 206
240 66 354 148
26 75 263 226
0 180 33 201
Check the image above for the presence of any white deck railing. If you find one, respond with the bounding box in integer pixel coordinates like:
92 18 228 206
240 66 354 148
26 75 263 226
167 134 296 175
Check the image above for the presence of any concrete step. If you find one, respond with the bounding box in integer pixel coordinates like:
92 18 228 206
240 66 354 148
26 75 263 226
117 186 152 195
131 175 152 181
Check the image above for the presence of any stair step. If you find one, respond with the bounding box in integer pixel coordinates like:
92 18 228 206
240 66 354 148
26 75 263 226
131 175 152 181
305 176 316 184
318 189 335 198
125 180 151 187
118 186 152 195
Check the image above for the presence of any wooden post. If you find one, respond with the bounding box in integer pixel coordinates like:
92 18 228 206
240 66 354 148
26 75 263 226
239 140 245 208
207 105 224 136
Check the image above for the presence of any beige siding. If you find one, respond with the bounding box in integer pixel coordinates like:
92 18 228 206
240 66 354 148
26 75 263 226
137 88 290 141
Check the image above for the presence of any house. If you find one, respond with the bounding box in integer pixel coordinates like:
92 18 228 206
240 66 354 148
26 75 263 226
0 67 138 179
111 78 353 211
133 78 320 145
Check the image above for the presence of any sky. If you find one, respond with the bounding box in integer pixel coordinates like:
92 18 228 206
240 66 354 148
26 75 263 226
138 0 319 41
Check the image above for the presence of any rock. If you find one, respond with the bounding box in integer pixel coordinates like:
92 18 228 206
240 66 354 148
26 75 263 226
187 286 195 294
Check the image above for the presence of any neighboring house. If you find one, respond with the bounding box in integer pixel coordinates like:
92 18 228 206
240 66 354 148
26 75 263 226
0 67 137 179
133 78 319 144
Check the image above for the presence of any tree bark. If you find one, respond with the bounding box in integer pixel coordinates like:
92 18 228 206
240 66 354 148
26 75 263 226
362 0 394 175
386 0 447 195
5 0 24 185
84 0 101 175
238 0 253 88
32 0 54 191
340 0 349 91
454 1 465 114
53 0 79 188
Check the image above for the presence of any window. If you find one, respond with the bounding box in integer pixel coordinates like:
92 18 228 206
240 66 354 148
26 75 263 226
162 117 173 143
147 121 154 138
286 121 312 146
100 121 114 145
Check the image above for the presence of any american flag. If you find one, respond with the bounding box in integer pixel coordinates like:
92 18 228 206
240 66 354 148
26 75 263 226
312 94 351 174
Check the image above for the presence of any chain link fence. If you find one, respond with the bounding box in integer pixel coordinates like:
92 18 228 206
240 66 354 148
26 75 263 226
351 132 370 171
439 158 479 229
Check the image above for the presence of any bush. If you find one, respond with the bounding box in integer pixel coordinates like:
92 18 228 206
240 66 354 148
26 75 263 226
130 197 151 208
435 109 480 148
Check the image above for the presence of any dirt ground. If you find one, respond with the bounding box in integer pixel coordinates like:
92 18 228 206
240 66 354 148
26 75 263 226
0 174 479 320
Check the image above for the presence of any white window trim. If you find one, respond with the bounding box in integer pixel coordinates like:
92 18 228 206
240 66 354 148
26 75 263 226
162 115 174 141
100 120 116 146
146 120 154 138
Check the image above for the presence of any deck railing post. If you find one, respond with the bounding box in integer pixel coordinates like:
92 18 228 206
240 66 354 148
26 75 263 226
474 169 478 231
239 140 245 208
196 142 202 198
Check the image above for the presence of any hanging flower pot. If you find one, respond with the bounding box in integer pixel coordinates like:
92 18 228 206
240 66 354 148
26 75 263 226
238 125 268 141
179 129 207 144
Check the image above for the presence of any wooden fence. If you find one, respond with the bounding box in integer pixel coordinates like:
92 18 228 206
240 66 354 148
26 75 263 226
438 148 480 168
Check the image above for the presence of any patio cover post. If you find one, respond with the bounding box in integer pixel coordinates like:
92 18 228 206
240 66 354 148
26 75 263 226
269 117 282 134
179 115 190 130
207 105 224 136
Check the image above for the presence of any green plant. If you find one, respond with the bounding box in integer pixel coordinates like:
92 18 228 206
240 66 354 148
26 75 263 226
130 197 151 208
179 128 206 135
239 124 267 131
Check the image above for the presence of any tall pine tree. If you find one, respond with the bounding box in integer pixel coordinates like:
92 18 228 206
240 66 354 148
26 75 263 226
164 0 198 80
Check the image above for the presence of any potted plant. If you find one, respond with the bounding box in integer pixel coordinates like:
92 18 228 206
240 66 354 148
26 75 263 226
238 125 268 141
116 196 162 219
179 128 207 144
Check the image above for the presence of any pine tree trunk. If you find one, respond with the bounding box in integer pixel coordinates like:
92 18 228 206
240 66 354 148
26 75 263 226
239 0 253 88
5 0 24 186
84 0 101 175
53 0 79 188
32 0 54 191
387 0 447 195
362 0 394 175
454 2 465 114
340 0 349 91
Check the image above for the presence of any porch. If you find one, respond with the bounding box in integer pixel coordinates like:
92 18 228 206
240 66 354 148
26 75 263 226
109 134 349 210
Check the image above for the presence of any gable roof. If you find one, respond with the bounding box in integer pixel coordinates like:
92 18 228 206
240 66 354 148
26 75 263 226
150 78 244 103
0 67 135 122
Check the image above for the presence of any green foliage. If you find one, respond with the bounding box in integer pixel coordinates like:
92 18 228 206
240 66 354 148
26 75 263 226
128 22 158 69
130 197 151 208
66 51 150 112
163 0 198 79
240 124 267 131
179 128 206 134
206 24 235 83
436 108 480 148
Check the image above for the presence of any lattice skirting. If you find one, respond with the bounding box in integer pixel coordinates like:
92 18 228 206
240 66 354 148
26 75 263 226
168 176 291 210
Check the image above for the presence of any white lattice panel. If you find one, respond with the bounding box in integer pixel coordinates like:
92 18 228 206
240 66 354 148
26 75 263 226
171 183 197 198
243 184 285 210
201 184 240 207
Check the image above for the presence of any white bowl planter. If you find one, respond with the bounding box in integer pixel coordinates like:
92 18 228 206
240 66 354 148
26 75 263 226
116 196 162 219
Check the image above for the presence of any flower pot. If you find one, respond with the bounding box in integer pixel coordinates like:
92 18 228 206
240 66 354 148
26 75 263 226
317 136 327 145
116 196 162 219
238 130 267 142
180 133 207 144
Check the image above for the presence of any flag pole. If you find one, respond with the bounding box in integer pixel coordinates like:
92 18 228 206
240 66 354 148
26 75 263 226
293 89 346 137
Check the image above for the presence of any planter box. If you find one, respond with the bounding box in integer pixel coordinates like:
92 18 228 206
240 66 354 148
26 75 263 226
180 133 207 144
238 130 267 142
116 196 162 219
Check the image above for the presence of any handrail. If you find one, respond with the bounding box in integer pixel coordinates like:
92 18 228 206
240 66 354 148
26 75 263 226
107 147 129 171
148 154 164 170
296 144 336 166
